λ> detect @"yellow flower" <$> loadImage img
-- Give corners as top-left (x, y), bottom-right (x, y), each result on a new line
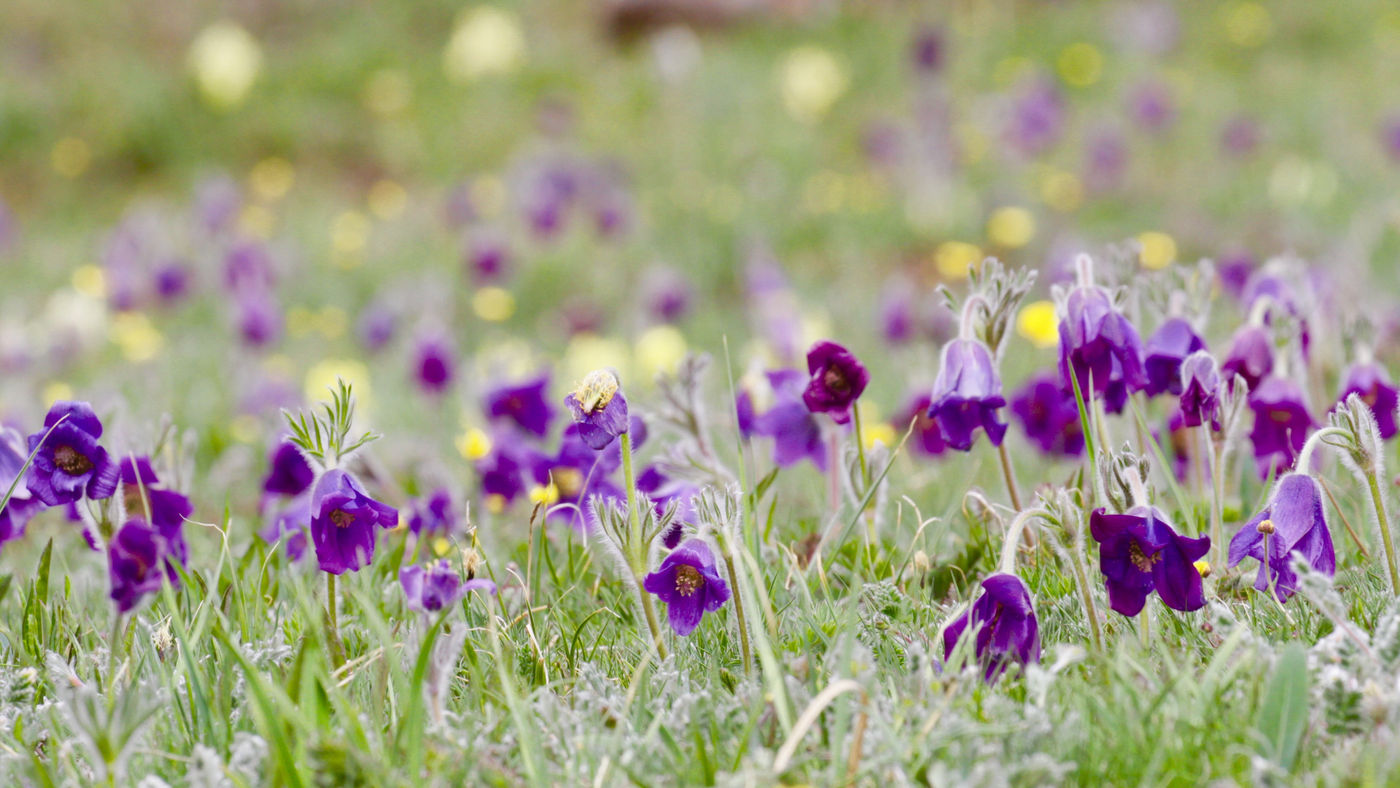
top-left (635, 325), bottom-right (687, 380)
top-left (1056, 43), bottom-right (1102, 87)
top-left (110, 312), bottom-right (164, 362)
top-left (1138, 232), bottom-right (1177, 270)
top-left (457, 426), bottom-right (493, 461)
top-left (189, 22), bottom-right (262, 110)
top-left (304, 359), bottom-right (372, 412)
top-left (1017, 300), bottom-right (1059, 348)
top-left (934, 241), bottom-right (982, 281)
top-left (51, 138), bottom-right (91, 178)
top-left (987, 207), bottom-right (1035, 249)
top-left (529, 483), bottom-right (559, 507)
top-left (443, 6), bottom-right (525, 82)
top-left (472, 287), bottom-right (515, 322)
top-left (779, 47), bottom-right (847, 122)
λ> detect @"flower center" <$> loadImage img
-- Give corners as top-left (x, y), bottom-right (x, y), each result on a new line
top-left (1128, 541), bottom-right (1161, 573)
top-left (53, 445), bottom-right (93, 476)
top-left (822, 366), bottom-right (850, 393)
top-left (572, 370), bottom-right (619, 414)
top-left (330, 508), bottom-right (355, 529)
top-left (673, 565), bottom-right (704, 597)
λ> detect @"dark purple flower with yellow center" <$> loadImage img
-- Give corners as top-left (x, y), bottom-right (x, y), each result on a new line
top-left (1010, 373), bottom-right (1085, 458)
top-left (1228, 473), bottom-right (1334, 602)
top-left (1143, 318), bottom-right (1206, 397)
top-left (408, 488), bottom-right (458, 538)
top-left (263, 441), bottom-right (315, 498)
top-left (399, 560), bottom-right (496, 613)
top-left (310, 469), bottom-right (398, 575)
top-left (1089, 506), bottom-right (1209, 617)
top-left (0, 427), bottom-right (43, 554)
top-left (108, 518), bottom-right (167, 613)
top-left (928, 339), bottom-right (1007, 451)
top-left (564, 370), bottom-right (629, 451)
top-left (752, 370), bottom-right (828, 470)
top-left (1057, 284), bottom-right (1147, 414)
top-left (895, 394), bottom-right (947, 457)
top-left (1178, 351), bottom-right (1222, 431)
top-left (529, 426), bottom-right (626, 531)
top-left (25, 401), bottom-right (119, 507)
top-left (642, 539), bottom-right (731, 636)
top-left (1248, 377), bottom-right (1314, 479)
top-left (801, 341), bottom-right (869, 425)
top-left (485, 374), bottom-right (555, 438)
top-left (119, 457), bottom-right (193, 572)
top-left (1337, 360), bottom-right (1399, 440)
top-left (941, 573), bottom-right (1039, 683)
top-left (1221, 324), bottom-right (1273, 392)
top-left (413, 333), bottom-right (456, 395)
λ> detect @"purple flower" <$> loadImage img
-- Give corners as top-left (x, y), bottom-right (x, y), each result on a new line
top-left (1057, 284), bottom-right (1148, 414)
top-left (1383, 115), bottom-right (1400, 162)
top-left (236, 289), bottom-right (283, 347)
top-left (119, 456), bottom-right (193, 572)
top-left (1084, 127), bottom-right (1128, 193)
top-left (310, 469), bottom-right (398, 575)
top-left (485, 374), bottom-right (555, 437)
top-left (1227, 473), bottom-right (1334, 602)
top-left (1178, 351), bottom-right (1223, 431)
top-left (408, 488), bottom-right (458, 537)
top-left (263, 441), bottom-right (315, 498)
top-left (801, 341), bottom-right (869, 425)
top-left (0, 428), bottom-right (43, 554)
top-left (1010, 373), bottom-right (1085, 457)
top-left (25, 401), bottom-right (119, 506)
top-left (643, 539), bottom-right (731, 636)
top-left (752, 370), bottom-right (827, 470)
top-left (1089, 506), bottom-right (1209, 617)
top-left (564, 370), bottom-right (629, 451)
top-left (108, 519), bottom-right (168, 613)
top-left (1337, 361), bottom-right (1399, 440)
top-left (927, 339), bottom-right (1008, 451)
top-left (641, 267), bottom-right (692, 324)
top-left (1220, 324), bottom-right (1273, 392)
top-left (153, 262), bottom-right (190, 303)
top-left (195, 175), bottom-right (241, 235)
top-left (1221, 116), bottom-right (1261, 157)
top-left (942, 573), bottom-right (1040, 683)
top-left (260, 492), bottom-right (310, 561)
top-left (224, 241), bottom-right (276, 292)
top-left (895, 394), bottom-right (947, 457)
top-left (1143, 318), bottom-right (1206, 397)
top-left (1248, 377), bottom-right (1314, 479)
top-left (476, 439), bottom-right (539, 508)
top-left (1006, 77), bottom-right (1065, 156)
top-left (413, 333), bottom-right (456, 394)
top-left (465, 235), bottom-right (509, 285)
top-left (1129, 80), bottom-right (1176, 133)
top-left (400, 560), bottom-right (495, 612)
top-left (357, 302), bottom-right (397, 353)
top-left (911, 27), bottom-right (945, 73)
top-left (637, 466), bottom-right (697, 549)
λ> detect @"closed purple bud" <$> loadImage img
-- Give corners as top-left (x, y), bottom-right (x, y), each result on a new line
top-left (1228, 473), bottom-right (1334, 601)
top-left (310, 469), bottom-right (398, 575)
top-left (928, 339), bottom-right (1007, 451)
top-left (1089, 506), bottom-right (1209, 617)
top-left (942, 573), bottom-right (1040, 683)
top-left (801, 340), bottom-right (869, 425)
top-left (642, 539), bottom-right (730, 636)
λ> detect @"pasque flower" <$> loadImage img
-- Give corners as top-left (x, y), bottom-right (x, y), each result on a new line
top-left (750, 370), bottom-right (828, 470)
top-left (1178, 351), bottom-right (1222, 431)
top-left (485, 374), bottom-right (555, 437)
top-left (928, 338), bottom-right (1007, 451)
top-left (895, 393), bottom-right (947, 457)
top-left (1220, 324), bottom-right (1273, 392)
top-left (1228, 472), bottom-right (1334, 601)
top-left (1010, 372), bottom-right (1084, 457)
top-left (1057, 265), bottom-right (1148, 414)
top-left (400, 560), bottom-right (497, 613)
top-left (0, 427), bottom-right (43, 553)
top-left (1337, 360), bottom-right (1399, 440)
top-left (119, 457), bottom-right (193, 571)
top-left (942, 573), bottom-right (1040, 682)
top-left (1089, 506), bottom-right (1210, 616)
top-left (412, 332), bottom-right (456, 394)
top-left (564, 369), bottom-right (629, 450)
top-left (25, 401), bottom-right (119, 506)
top-left (408, 488), bottom-right (459, 538)
top-left (310, 469), bottom-right (398, 575)
top-left (1142, 318), bottom-right (1206, 397)
top-left (108, 518), bottom-right (168, 613)
top-left (642, 539), bottom-right (731, 636)
top-left (1248, 377), bottom-right (1315, 479)
top-left (263, 441), bottom-right (315, 498)
top-left (801, 340), bottom-right (869, 425)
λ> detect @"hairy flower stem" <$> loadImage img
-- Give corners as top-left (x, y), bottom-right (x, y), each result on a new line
top-left (997, 442), bottom-right (1023, 512)
top-left (723, 553), bottom-right (753, 674)
top-left (1201, 429), bottom-right (1225, 567)
top-left (998, 508), bottom-right (1042, 575)
top-left (621, 432), bottom-right (669, 660)
top-left (1065, 521), bottom-right (1103, 652)
top-left (1367, 472), bottom-right (1400, 595)
top-left (327, 574), bottom-right (346, 668)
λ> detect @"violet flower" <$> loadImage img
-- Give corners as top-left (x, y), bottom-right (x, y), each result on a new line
top-left (637, 466), bottom-right (697, 549)
top-left (408, 488), bottom-right (458, 538)
top-left (1142, 318), bottom-right (1206, 397)
top-left (412, 333), bottom-right (456, 395)
top-left (942, 573), bottom-right (1040, 682)
top-left (399, 560), bottom-right (496, 613)
top-left (485, 374), bottom-right (555, 437)
top-left (1248, 377), bottom-right (1314, 479)
top-left (642, 539), bottom-right (731, 636)
top-left (260, 492), bottom-right (311, 562)
top-left (1227, 473), bottom-right (1334, 601)
top-left (0, 427), bottom-right (43, 553)
top-left (1220, 324), bottom-right (1273, 392)
top-left (465, 235), bottom-right (510, 285)
top-left (119, 457), bottom-right (193, 572)
top-left (801, 341), bottom-right (869, 425)
top-left (564, 370), bottom-right (629, 451)
top-left (263, 441), bottom-right (315, 498)
top-left (895, 394), bottom-right (947, 457)
top-left (108, 519), bottom-right (168, 613)
top-left (1337, 360), bottom-right (1399, 440)
top-left (751, 370), bottom-right (828, 470)
top-left (1178, 351), bottom-right (1223, 431)
top-left (25, 401), bottom-right (119, 506)
top-left (310, 469), bottom-right (398, 575)
top-left (928, 338), bottom-right (1007, 451)
top-left (1010, 372), bottom-right (1085, 457)
top-left (1057, 268), bottom-right (1148, 414)
top-left (1089, 506), bottom-right (1209, 617)
top-left (357, 302), bottom-right (397, 353)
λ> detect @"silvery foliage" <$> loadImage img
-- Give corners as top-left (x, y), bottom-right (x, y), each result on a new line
top-left (1324, 393), bottom-right (1385, 480)
top-left (650, 353), bottom-right (736, 487)
top-left (1097, 443), bottom-right (1152, 512)
top-left (47, 655), bottom-right (165, 784)
top-left (589, 492), bottom-right (680, 580)
top-left (937, 257), bottom-right (1036, 360)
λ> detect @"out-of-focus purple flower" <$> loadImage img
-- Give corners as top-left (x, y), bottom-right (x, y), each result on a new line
top-left (485, 374), bottom-right (555, 437)
top-left (443, 182), bottom-right (475, 228)
top-left (1006, 77), bottom-right (1065, 156)
top-left (224, 240), bottom-right (276, 292)
top-left (0, 428), bottom-right (43, 554)
top-left (109, 518), bottom-right (168, 613)
top-left (153, 262), bottom-right (190, 303)
top-left (1337, 360), bottom-right (1399, 440)
top-left (1216, 253), bottom-right (1255, 301)
top-left (752, 370), bottom-right (828, 470)
top-left (942, 573), bottom-right (1039, 683)
top-left (1010, 372), bottom-right (1085, 457)
top-left (408, 488), bottom-right (458, 538)
top-left (400, 560), bottom-right (494, 612)
top-left (465, 235), bottom-right (509, 285)
top-left (895, 394), bottom-right (947, 457)
top-left (1228, 473), bottom-right (1334, 601)
top-left (1221, 116), bottom-right (1261, 157)
top-left (260, 492), bottom-right (310, 561)
top-left (236, 289), bottom-right (283, 348)
top-left (879, 281), bottom-right (916, 345)
top-left (1084, 127), bottom-right (1128, 193)
top-left (1382, 115), bottom-right (1400, 162)
top-left (642, 267), bottom-right (693, 324)
top-left (1143, 318), bottom-right (1206, 397)
top-left (911, 27), bottom-right (945, 73)
top-left (119, 456), bottom-right (193, 572)
top-left (862, 122), bottom-right (904, 169)
top-left (476, 438), bottom-right (541, 509)
top-left (643, 539), bottom-right (731, 636)
top-left (1090, 506), bottom-right (1209, 617)
top-left (310, 469), bottom-right (398, 575)
top-left (1129, 81), bottom-right (1176, 133)
top-left (637, 466), bottom-right (697, 549)
top-left (564, 370), bottom-right (630, 451)
top-left (25, 401), bottom-right (119, 506)
top-left (412, 333), bottom-right (456, 395)
top-left (801, 341), bottom-right (869, 425)
top-left (357, 301), bottom-right (397, 353)
top-left (1057, 282), bottom-right (1148, 414)
top-left (195, 175), bottom-right (241, 235)
top-left (263, 441), bottom-right (315, 498)
top-left (1248, 377), bottom-right (1314, 479)
top-left (928, 339), bottom-right (1007, 451)
top-left (1178, 351), bottom-right (1222, 431)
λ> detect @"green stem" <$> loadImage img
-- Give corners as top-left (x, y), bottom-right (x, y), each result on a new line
top-left (997, 441), bottom-right (1023, 512)
top-left (621, 432), bottom-right (669, 660)
top-left (1367, 471), bottom-right (1400, 595)
top-left (723, 553), bottom-right (753, 674)
top-left (107, 613), bottom-right (124, 688)
top-left (852, 407), bottom-right (869, 485)
top-left (327, 573), bottom-right (345, 668)
top-left (1205, 430), bottom-right (1225, 569)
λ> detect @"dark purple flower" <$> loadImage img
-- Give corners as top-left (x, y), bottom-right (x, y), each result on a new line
top-left (1220, 324), bottom-right (1273, 392)
top-left (236, 289), bottom-right (283, 347)
top-left (927, 339), bottom-right (1007, 451)
top-left (895, 394), bottom-right (947, 457)
top-left (400, 560), bottom-right (493, 612)
top-left (485, 374), bottom-right (555, 437)
top-left (643, 539), bottom-right (731, 636)
top-left (310, 469), bottom-right (398, 575)
top-left (801, 341), bottom-right (869, 425)
top-left (1228, 473), bottom-right (1334, 602)
top-left (1216, 253), bottom-right (1255, 300)
top-left (1337, 361), bottom-right (1399, 440)
top-left (941, 573), bottom-right (1040, 682)
top-left (263, 441), bottom-right (315, 498)
top-left (641, 267), bottom-right (692, 324)
top-left (25, 401), bottom-right (119, 506)
top-left (224, 241), bottom-right (276, 292)
top-left (1143, 318), bottom-right (1206, 397)
top-left (119, 456), bottom-right (193, 572)
top-left (153, 262), bottom-right (190, 302)
top-left (879, 281), bottom-right (916, 345)
top-left (465, 235), bottom-right (509, 285)
top-left (0, 428), bottom-right (43, 554)
top-left (752, 370), bottom-right (828, 470)
top-left (413, 333), bottom-right (456, 394)
top-left (1089, 506), bottom-right (1209, 617)
top-left (911, 27), bottom-right (945, 73)
top-left (1057, 284), bottom-right (1148, 414)
top-left (564, 370), bottom-right (629, 451)
top-left (1010, 372), bottom-right (1085, 457)
top-left (1178, 351), bottom-right (1222, 431)
top-left (476, 438), bottom-right (540, 508)
top-left (108, 519), bottom-right (168, 613)
top-left (260, 492), bottom-right (310, 561)
top-left (408, 488), bottom-right (458, 537)
top-left (1248, 377), bottom-right (1314, 479)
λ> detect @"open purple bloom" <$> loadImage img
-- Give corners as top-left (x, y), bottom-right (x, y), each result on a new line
top-left (408, 488), bottom-right (458, 537)
top-left (476, 438), bottom-right (540, 509)
top-left (1228, 473), bottom-right (1334, 602)
top-left (942, 573), bottom-right (1040, 683)
top-left (1337, 361), bottom-right (1399, 440)
top-left (485, 374), bottom-right (555, 437)
top-left (928, 339), bottom-right (1007, 451)
top-left (1010, 373), bottom-right (1085, 458)
top-left (643, 539), bottom-right (731, 636)
top-left (1220, 324), bottom-right (1273, 392)
top-left (108, 519), bottom-right (168, 613)
top-left (1248, 377), bottom-right (1314, 479)
top-left (1178, 351), bottom-right (1223, 431)
top-left (1142, 318), bottom-right (1206, 397)
top-left (399, 561), bottom-right (492, 612)
top-left (0, 427), bottom-right (43, 554)
top-left (801, 341), bottom-right (869, 425)
top-left (752, 370), bottom-right (828, 470)
top-left (1057, 285), bottom-right (1147, 414)
top-left (1089, 506), bottom-right (1209, 617)
top-left (120, 457), bottom-right (193, 572)
top-left (564, 370), bottom-right (630, 451)
top-left (263, 441), bottom-right (315, 498)
top-left (25, 401), bottom-right (119, 506)
top-left (413, 333), bottom-right (456, 394)
top-left (310, 469), bottom-right (398, 575)
top-left (895, 394), bottom-right (947, 457)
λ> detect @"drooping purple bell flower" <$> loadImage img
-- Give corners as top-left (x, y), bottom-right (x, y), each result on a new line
top-left (25, 401), bottom-right (119, 506)
top-left (895, 394), bottom-right (947, 457)
top-left (412, 333), bottom-right (456, 395)
top-left (1337, 360), bottom-right (1399, 440)
top-left (263, 441), bottom-right (315, 498)
top-left (408, 488), bottom-right (458, 538)
top-left (1057, 281), bottom-right (1148, 414)
top-left (1177, 351), bottom-right (1223, 431)
top-left (108, 518), bottom-right (168, 613)
top-left (1142, 318), bottom-right (1206, 397)
top-left (1010, 372), bottom-right (1085, 458)
top-left (485, 374), bottom-right (555, 438)
top-left (1248, 377), bottom-right (1314, 479)
top-left (801, 341), bottom-right (869, 425)
top-left (642, 539), bottom-right (731, 637)
top-left (310, 469), bottom-right (398, 575)
top-left (119, 456), bottom-right (193, 573)
top-left (942, 573), bottom-right (1040, 683)
top-left (1220, 324), bottom-right (1273, 392)
top-left (1089, 506), bottom-right (1209, 617)
top-left (0, 427), bottom-right (43, 554)
top-left (564, 370), bottom-right (629, 451)
top-left (1227, 473), bottom-right (1334, 602)
top-left (927, 339), bottom-right (1007, 451)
